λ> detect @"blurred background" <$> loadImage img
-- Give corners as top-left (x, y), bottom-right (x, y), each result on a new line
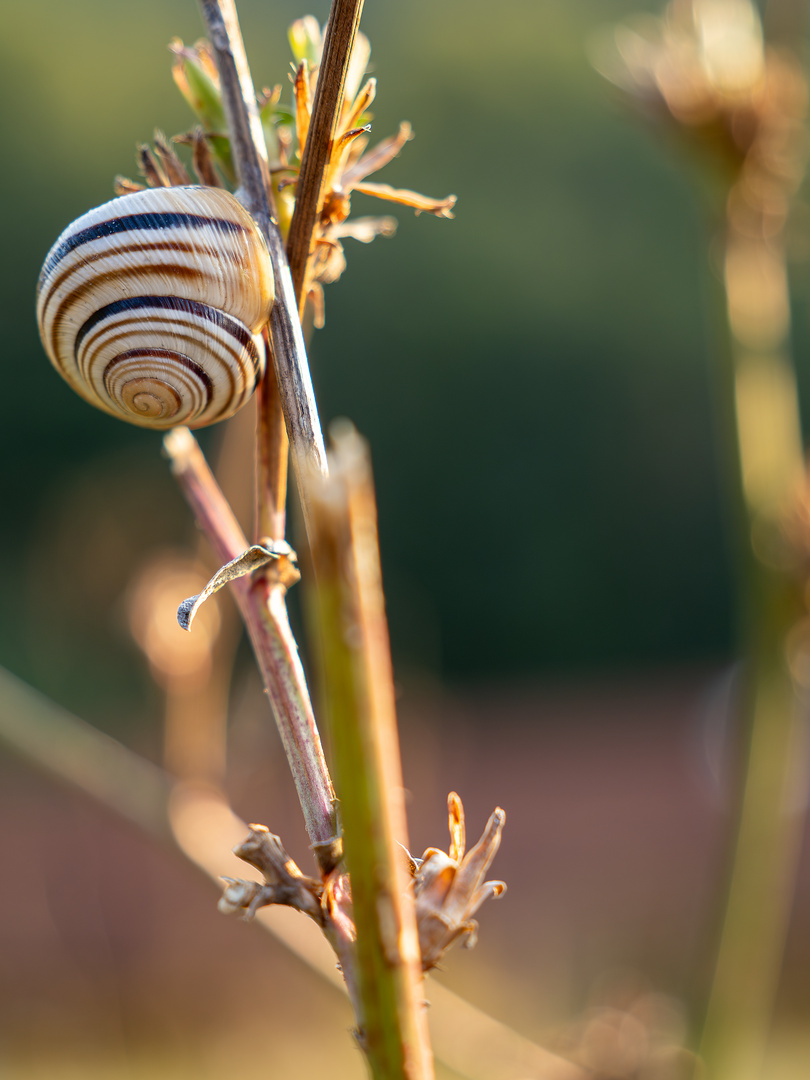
top-left (2, 0), bottom-right (810, 1076)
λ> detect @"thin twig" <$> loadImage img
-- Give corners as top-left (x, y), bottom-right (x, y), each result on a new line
top-left (0, 666), bottom-right (173, 841)
top-left (286, 0), bottom-right (366, 313)
top-left (163, 427), bottom-right (339, 871)
top-left (197, 0), bottom-right (328, 533)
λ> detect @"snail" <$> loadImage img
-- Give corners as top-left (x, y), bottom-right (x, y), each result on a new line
top-left (36, 185), bottom-right (274, 429)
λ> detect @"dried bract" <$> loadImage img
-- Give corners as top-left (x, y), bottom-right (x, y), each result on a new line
top-left (143, 20), bottom-right (456, 328)
top-left (413, 793), bottom-right (506, 971)
top-left (219, 824), bottom-right (325, 924)
top-left (284, 19), bottom-right (456, 322)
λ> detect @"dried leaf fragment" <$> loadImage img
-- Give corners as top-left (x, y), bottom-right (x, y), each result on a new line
top-left (177, 540), bottom-right (298, 631)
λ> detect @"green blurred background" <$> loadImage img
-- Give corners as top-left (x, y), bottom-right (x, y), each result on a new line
top-left (3, 0), bottom-right (810, 1077)
top-left (1, 0), bottom-right (744, 709)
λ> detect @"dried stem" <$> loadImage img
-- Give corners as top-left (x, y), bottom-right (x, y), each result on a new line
top-left (309, 425), bottom-right (433, 1080)
top-left (197, 0), bottom-right (327, 535)
top-left (255, 0), bottom-right (366, 541)
top-left (286, 0), bottom-right (366, 313)
top-left (163, 427), bottom-right (339, 870)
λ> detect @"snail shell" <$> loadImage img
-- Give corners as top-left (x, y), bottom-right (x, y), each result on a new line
top-left (36, 186), bottom-right (274, 429)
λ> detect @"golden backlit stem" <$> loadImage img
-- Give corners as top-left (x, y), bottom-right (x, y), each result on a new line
top-left (153, 405), bottom-right (255, 787)
top-left (724, 233), bottom-right (804, 514)
top-left (198, 0), bottom-right (367, 541)
top-left (187, 404), bottom-right (258, 785)
top-left (698, 206), bottom-right (809, 1080)
top-left (286, 0), bottom-right (366, 315)
top-left (259, 0), bottom-right (368, 535)
top-left (309, 425), bottom-right (434, 1080)
top-left (0, 666), bottom-right (174, 840)
top-left (127, 551), bottom-right (231, 785)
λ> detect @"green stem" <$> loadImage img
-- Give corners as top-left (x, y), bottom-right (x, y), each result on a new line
top-left (697, 227), bottom-right (808, 1080)
top-left (309, 425), bottom-right (434, 1080)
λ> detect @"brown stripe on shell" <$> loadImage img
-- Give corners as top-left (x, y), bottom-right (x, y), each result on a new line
top-left (105, 364), bottom-right (206, 421)
top-left (47, 264), bottom-right (212, 363)
top-left (39, 240), bottom-right (202, 325)
top-left (38, 235), bottom-right (253, 328)
top-left (101, 352), bottom-right (209, 425)
top-left (36, 187), bottom-right (274, 431)
top-left (75, 314), bottom-right (256, 425)
top-left (38, 206), bottom-right (249, 285)
top-left (75, 316), bottom-right (250, 378)
top-left (74, 312), bottom-right (254, 410)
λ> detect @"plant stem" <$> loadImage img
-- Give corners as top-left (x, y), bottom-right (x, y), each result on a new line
top-left (198, 0), bottom-right (328, 533)
top-left (0, 665), bottom-right (173, 840)
top-left (286, 0), bottom-right (366, 314)
top-left (697, 213), bottom-right (808, 1080)
top-left (257, 0), bottom-right (366, 538)
top-left (309, 425), bottom-right (434, 1080)
top-left (191, 0), bottom-right (376, 873)
top-left (164, 427), bottom-right (339, 871)
top-left (255, 329), bottom-right (289, 542)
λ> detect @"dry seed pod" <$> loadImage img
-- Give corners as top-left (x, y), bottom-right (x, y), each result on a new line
top-left (36, 186), bottom-right (274, 429)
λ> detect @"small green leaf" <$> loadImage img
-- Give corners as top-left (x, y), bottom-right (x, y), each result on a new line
top-left (176, 51), bottom-right (226, 133)
top-left (288, 16), bottom-right (322, 67)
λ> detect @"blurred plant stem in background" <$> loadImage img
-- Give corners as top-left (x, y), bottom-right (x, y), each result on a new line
top-left (596, 2), bottom-right (810, 1076)
top-left (699, 110), bottom-right (809, 1080)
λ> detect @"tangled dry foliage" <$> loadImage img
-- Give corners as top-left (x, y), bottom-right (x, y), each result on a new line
top-left (117, 17), bottom-right (456, 333)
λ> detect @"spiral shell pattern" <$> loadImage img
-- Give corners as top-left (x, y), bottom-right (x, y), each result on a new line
top-left (36, 186), bottom-right (275, 429)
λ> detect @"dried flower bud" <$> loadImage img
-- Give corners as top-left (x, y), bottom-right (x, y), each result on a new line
top-left (413, 793), bottom-right (506, 971)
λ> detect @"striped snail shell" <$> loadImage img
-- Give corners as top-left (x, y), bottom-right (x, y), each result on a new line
top-left (36, 186), bottom-right (274, 429)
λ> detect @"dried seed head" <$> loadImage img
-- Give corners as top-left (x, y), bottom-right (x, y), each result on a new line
top-left (413, 793), bottom-right (506, 971)
top-left (592, 0), bottom-right (807, 189)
